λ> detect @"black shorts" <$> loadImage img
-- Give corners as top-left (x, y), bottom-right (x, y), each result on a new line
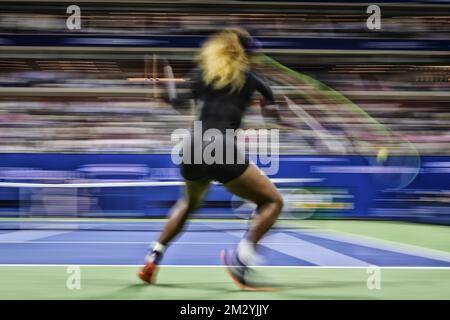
top-left (180, 132), bottom-right (250, 184)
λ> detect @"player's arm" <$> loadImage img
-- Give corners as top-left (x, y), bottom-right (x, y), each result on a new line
top-left (254, 74), bottom-right (300, 129)
top-left (162, 60), bottom-right (196, 110)
top-left (254, 73), bottom-right (280, 119)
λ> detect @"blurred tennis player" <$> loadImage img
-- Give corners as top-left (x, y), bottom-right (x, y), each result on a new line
top-left (139, 28), bottom-right (286, 290)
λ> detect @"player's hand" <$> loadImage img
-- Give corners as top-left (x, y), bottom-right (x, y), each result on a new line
top-left (377, 147), bottom-right (389, 164)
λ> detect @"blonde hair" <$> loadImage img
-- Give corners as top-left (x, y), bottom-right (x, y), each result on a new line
top-left (198, 29), bottom-right (250, 92)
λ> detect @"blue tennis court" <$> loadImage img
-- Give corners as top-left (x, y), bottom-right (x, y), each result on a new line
top-left (0, 220), bottom-right (448, 267)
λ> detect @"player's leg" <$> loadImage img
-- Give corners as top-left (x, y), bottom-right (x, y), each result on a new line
top-left (157, 179), bottom-right (211, 245)
top-left (139, 179), bottom-right (211, 284)
top-left (226, 164), bottom-right (283, 244)
top-left (221, 164), bottom-right (283, 289)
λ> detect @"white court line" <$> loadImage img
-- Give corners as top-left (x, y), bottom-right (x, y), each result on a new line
top-left (262, 232), bottom-right (370, 267)
top-left (222, 230), bottom-right (370, 267)
top-left (213, 226), bottom-right (450, 266)
top-left (301, 228), bottom-right (450, 263)
top-left (0, 178), bottom-right (321, 188)
top-left (0, 230), bottom-right (69, 242)
top-left (0, 239), bottom-right (386, 247)
top-left (0, 264), bottom-right (449, 270)
top-left (0, 241), bottom-right (299, 245)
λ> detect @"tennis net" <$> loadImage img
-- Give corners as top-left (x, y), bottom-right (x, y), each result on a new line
top-left (0, 178), bottom-right (316, 232)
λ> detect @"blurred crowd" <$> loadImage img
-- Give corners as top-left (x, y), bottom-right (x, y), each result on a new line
top-left (0, 59), bottom-right (448, 156)
top-left (0, 3), bottom-right (449, 40)
top-left (0, 1), bottom-right (449, 155)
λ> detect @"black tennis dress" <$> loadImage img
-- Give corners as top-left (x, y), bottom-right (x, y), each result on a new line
top-left (179, 68), bottom-right (275, 184)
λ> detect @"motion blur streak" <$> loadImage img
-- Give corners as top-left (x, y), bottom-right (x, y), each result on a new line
top-left (0, 0), bottom-right (448, 300)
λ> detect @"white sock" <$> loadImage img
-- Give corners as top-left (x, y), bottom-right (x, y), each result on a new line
top-left (237, 239), bottom-right (262, 266)
top-left (146, 242), bottom-right (165, 263)
top-left (152, 242), bottom-right (166, 254)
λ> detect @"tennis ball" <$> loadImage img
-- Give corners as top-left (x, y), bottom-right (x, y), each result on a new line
top-left (377, 147), bottom-right (389, 164)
